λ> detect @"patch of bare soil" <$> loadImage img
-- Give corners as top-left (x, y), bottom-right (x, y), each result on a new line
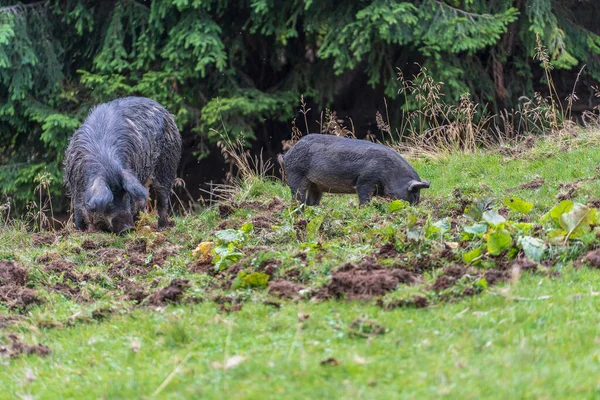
top-left (107, 260), bottom-right (152, 279)
top-left (431, 265), bottom-right (474, 292)
top-left (212, 295), bottom-right (244, 312)
top-left (120, 281), bottom-right (149, 304)
top-left (319, 258), bottom-right (419, 300)
top-left (148, 279), bottom-right (189, 306)
top-left (268, 280), bottom-right (305, 299)
top-left (126, 238), bottom-right (147, 254)
top-left (0, 261), bottom-right (27, 286)
top-left (585, 249), bottom-right (600, 268)
top-left (231, 197), bottom-right (286, 213)
top-left (0, 286), bottom-right (41, 311)
top-left (36, 251), bottom-right (62, 263)
top-left (511, 177), bottom-right (545, 191)
top-left (217, 217), bottom-right (243, 230)
top-left (0, 334), bottom-right (51, 358)
top-left (218, 204), bottom-right (234, 218)
top-left (31, 233), bottom-right (58, 247)
top-left (81, 238), bottom-right (100, 250)
top-left (188, 260), bottom-right (215, 274)
top-left (94, 248), bottom-right (126, 264)
top-left (377, 296), bottom-right (429, 310)
top-left (44, 260), bottom-right (80, 283)
top-left (251, 215), bottom-right (274, 230)
top-left (258, 259), bottom-right (280, 277)
top-left (0, 261), bottom-right (41, 311)
top-left (377, 243), bottom-right (399, 259)
top-left (0, 314), bottom-right (21, 329)
top-left (588, 199), bottom-right (600, 209)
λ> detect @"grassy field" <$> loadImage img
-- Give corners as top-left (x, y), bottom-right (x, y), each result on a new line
top-left (3, 130), bottom-right (600, 399)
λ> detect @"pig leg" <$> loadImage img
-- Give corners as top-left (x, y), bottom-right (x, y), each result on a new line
top-left (356, 178), bottom-right (378, 205)
top-left (73, 207), bottom-right (87, 231)
top-left (306, 185), bottom-right (323, 206)
top-left (154, 185), bottom-right (171, 229)
top-left (288, 175), bottom-right (310, 204)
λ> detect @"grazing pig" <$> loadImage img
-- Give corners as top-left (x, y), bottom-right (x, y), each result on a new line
top-left (279, 134), bottom-right (429, 206)
top-left (63, 97), bottom-right (182, 234)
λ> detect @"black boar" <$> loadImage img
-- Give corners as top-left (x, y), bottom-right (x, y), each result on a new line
top-left (279, 134), bottom-right (429, 206)
top-left (63, 97), bottom-right (182, 234)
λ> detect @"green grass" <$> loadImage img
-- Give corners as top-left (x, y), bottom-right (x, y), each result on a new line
top-left (3, 130), bottom-right (600, 399)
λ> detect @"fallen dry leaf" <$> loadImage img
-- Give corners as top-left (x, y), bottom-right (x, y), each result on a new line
top-left (212, 355), bottom-right (246, 370)
top-left (193, 241), bottom-right (214, 262)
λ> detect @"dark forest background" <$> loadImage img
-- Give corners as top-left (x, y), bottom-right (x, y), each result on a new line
top-left (1, 0), bottom-right (600, 214)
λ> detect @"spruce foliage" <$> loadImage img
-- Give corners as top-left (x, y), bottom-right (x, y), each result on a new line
top-left (1, 0), bottom-right (599, 209)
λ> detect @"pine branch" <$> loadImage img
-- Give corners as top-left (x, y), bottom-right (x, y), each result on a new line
top-left (434, 0), bottom-right (494, 22)
top-left (0, 1), bottom-right (46, 14)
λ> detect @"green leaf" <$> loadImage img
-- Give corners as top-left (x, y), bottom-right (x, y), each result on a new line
top-left (504, 196), bottom-right (533, 214)
top-left (425, 218), bottom-right (449, 239)
top-left (475, 278), bottom-right (488, 290)
top-left (559, 204), bottom-right (597, 239)
top-left (482, 210), bottom-right (506, 226)
top-left (463, 247), bottom-right (482, 264)
top-left (231, 271), bottom-right (270, 290)
top-left (463, 197), bottom-right (494, 222)
top-left (433, 218), bottom-right (450, 233)
top-left (240, 222), bottom-right (254, 234)
top-left (517, 236), bottom-right (546, 262)
top-left (380, 224), bottom-right (396, 239)
top-left (487, 228), bottom-right (512, 255)
top-left (544, 200), bottom-right (574, 225)
top-left (388, 199), bottom-right (409, 212)
top-left (407, 226), bottom-right (423, 241)
top-left (306, 215), bottom-right (324, 242)
top-left (463, 223), bottom-right (488, 236)
top-left (214, 229), bottom-right (246, 245)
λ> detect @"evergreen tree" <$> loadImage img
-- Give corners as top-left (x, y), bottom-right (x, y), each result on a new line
top-left (1, 0), bottom-right (599, 210)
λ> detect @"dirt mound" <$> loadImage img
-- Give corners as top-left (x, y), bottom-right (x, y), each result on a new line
top-left (251, 215), bottom-right (274, 230)
top-left (321, 259), bottom-right (418, 300)
top-left (0, 261), bottom-right (40, 311)
top-left (107, 260), bottom-right (152, 279)
top-left (588, 199), bottom-right (600, 209)
top-left (81, 239), bottom-right (98, 250)
top-left (31, 233), bottom-right (58, 246)
top-left (0, 315), bottom-right (21, 329)
top-left (0, 334), bottom-right (51, 358)
top-left (44, 260), bottom-right (80, 283)
top-left (0, 286), bottom-right (40, 311)
top-left (36, 251), bottom-right (62, 263)
top-left (120, 281), bottom-right (149, 304)
top-left (94, 248), bottom-right (125, 263)
top-left (377, 243), bottom-right (399, 259)
top-left (0, 261), bottom-right (27, 286)
top-left (431, 265), bottom-right (472, 292)
top-left (268, 280), bottom-right (305, 299)
top-left (377, 296), bottom-right (429, 310)
top-left (232, 197), bottom-right (286, 213)
top-left (259, 259), bottom-right (280, 277)
top-left (126, 239), bottom-right (147, 254)
top-left (218, 204), bottom-right (234, 218)
top-left (148, 279), bottom-right (189, 306)
top-left (585, 249), bottom-right (600, 268)
top-left (514, 177), bottom-right (545, 190)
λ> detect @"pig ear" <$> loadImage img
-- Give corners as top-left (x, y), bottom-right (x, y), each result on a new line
top-left (408, 179), bottom-right (430, 192)
top-left (121, 171), bottom-right (148, 205)
top-left (85, 178), bottom-right (113, 212)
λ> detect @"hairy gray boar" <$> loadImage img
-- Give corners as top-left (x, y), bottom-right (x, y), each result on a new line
top-left (279, 134), bottom-right (429, 206)
top-left (63, 97), bottom-right (182, 234)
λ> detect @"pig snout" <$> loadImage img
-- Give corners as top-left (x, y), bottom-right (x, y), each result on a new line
top-left (108, 211), bottom-right (135, 236)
